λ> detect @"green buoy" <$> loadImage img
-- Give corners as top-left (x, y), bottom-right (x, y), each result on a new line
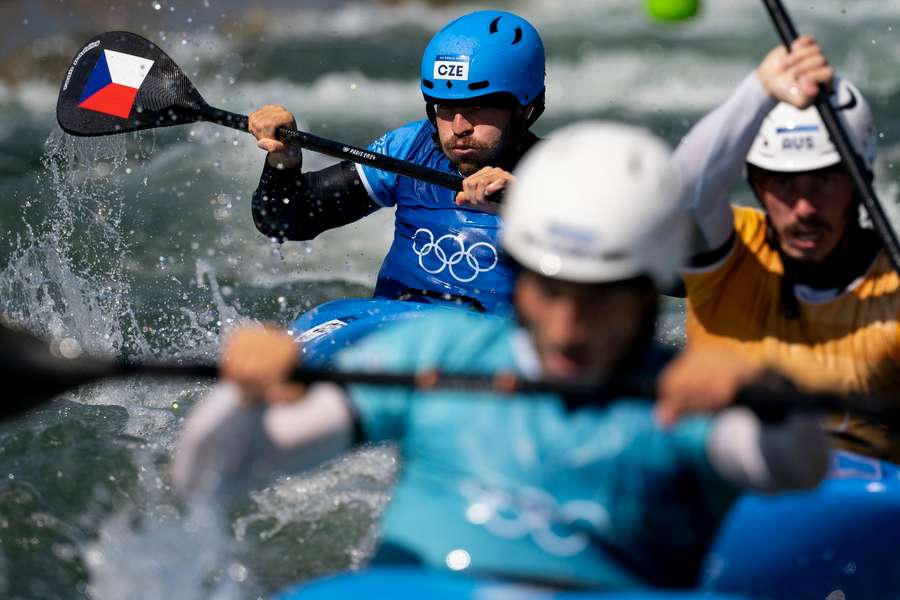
top-left (646, 0), bottom-right (700, 22)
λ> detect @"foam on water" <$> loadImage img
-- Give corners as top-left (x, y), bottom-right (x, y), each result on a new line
top-left (0, 131), bottom-right (143, 351)
top-left (86, 502), bottom-right (242, 600)
top-left (0, 121), bottom-right (395, 598)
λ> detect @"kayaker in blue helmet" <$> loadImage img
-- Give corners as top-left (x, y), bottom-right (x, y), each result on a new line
top-left (174, 122), bottom-right (828, 590)
top-left (248, 10), bottom-right (546, 314)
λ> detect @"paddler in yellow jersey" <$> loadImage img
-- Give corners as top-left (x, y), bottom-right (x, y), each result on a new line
top-left (674, 35), bottom-right (900, 459)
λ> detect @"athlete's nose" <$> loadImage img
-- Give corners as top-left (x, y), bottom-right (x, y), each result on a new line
top-left (546, 297), bottom-right (588, 346)
top-left (452, 112), bottom-right (474, 136)
top-left (791, 195), bottom-right (818, 219)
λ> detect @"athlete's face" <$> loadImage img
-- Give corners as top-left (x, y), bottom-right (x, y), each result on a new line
top-left (753, 167), bottom-right (855, 263)
top-left (515, 272), bottom-right (645, 379)
top-left (434, 104), bottom-right (520, 176)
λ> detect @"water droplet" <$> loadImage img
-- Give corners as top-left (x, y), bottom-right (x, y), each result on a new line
top-left (59, 338), bottom-right (82, 359)
top-left (866, 481), bottom-right (886, 494)
top-left (228, 562), bottom-right (248, 582)
top-left (465, 503), bottom-right (491, 525)
top-left (85, 549), bottom-right (106, 568)
top-left (152, 1), bottom-right (161, 10)
top-left (446, 549), bottom-right (471, 571)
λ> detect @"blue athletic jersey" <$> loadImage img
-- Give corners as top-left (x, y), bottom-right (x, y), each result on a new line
top-left (356, 120), bottom-right (515, 314)
top-left (336, 312), bottom-right (739, 589)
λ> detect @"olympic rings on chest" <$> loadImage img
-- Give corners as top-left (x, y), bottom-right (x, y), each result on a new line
top-left (411, 228), bottom-right (499, 283)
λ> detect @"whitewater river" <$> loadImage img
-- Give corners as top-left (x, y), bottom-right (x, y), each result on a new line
top-left (0, 0), bottom-right (898, 598)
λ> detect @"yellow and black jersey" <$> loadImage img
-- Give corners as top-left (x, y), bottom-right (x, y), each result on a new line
top-left (683, 205), bottom-right (900, 459)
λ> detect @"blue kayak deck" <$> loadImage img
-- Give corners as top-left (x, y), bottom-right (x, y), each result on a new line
top-left (289, 298), bottom-right (462, 366)
top-left (275, 567), bottom-right (746, 600)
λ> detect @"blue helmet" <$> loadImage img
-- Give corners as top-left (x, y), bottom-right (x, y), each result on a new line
top-left (420, 10), bottom-right (545, 108)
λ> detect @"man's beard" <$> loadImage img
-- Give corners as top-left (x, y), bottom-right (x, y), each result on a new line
top-left (444, 127), bottom-right (518, 176)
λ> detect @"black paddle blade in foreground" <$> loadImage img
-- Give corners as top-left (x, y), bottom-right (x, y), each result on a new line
top-left (0, 324), bottom-right (118, 419)
top-left (57, 31), bottom-right (209, 136)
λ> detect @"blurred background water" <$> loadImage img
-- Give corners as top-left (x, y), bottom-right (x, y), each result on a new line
top-left (0, 0), bottom-right (898, 598)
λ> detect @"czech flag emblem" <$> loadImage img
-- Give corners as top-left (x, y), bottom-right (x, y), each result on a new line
top-left (78, 49), bottom-right (155, 119)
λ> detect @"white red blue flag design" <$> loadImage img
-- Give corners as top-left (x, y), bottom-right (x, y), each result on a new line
top-left (78, 49), bottom-right (154, 118)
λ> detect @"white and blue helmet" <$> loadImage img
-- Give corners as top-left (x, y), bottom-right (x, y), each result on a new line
top-left (502, 122), bottom-right (689, 290)
top-left (747, 77), bottom-right (877, 173)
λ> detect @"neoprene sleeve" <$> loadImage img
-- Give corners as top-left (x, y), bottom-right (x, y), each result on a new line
top-left (251, 159), bottom-right (380, 242)
top-left (673, 73), bottom-right (777, 258)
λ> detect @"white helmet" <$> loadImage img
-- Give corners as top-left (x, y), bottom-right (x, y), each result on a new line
top-left (501, 121), bottom-right (689, 290)
top-left (747, 77), bottom-right (877, 173)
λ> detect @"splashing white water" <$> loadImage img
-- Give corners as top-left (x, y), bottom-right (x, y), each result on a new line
top-left (86, 500), bottom-right (242, 600)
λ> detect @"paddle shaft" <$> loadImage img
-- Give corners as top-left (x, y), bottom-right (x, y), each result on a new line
top-left (91, 359), bottom-right (900, 427)
top-left (762, 0), bottom-right (900, 272)
top-left (6, 319), bottom-right (898, 426)
top-left (110, 360), bottom-right (654, 397)
top-left (201, 107), bottom-right (465, 193)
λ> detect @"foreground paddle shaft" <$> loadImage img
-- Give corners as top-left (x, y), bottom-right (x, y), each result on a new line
top-left (6, 321), bottom-right (900, 429)
top-left (761, 0), bottom-right (900, 272)
top-left (56, 31), bottom-right (464, 193)
top-left (201, 107), bottom-right (465, 192)
top-left (115, 362), bottom-right (655, 399)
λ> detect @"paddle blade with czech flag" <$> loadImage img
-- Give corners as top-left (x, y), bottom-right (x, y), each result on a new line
top-left (57, 31), bottom-right (209, 136)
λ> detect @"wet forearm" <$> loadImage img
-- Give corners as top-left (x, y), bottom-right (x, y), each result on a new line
top-left (251, 160), bottom-right (379, 242)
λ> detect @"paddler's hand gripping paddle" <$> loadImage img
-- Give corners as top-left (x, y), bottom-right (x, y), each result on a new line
top-left (56, 31), bottom-right (467, 195)
top-left (4, 322), bottom-right (899, 430)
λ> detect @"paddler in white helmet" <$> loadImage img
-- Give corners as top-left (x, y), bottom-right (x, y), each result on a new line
top-left (673, 35), bottom-right (900, 460)
top-left (173, 122), bottom-right (827, 590)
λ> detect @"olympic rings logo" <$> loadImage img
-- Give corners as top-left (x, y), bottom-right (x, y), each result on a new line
top-left (411, 228), bottom-right (498, 283)
top-left (459, 480), bottom-right (610, 557)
